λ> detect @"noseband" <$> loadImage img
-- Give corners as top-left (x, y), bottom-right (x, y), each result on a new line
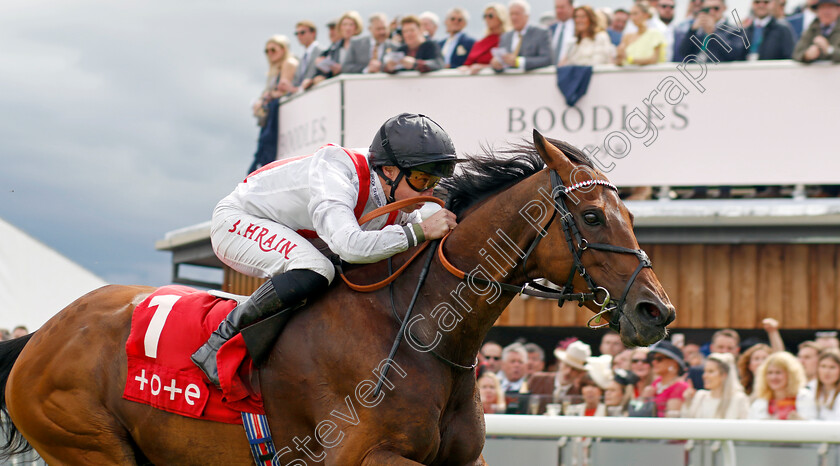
top-left (439, 169), bottom-right (652, 330)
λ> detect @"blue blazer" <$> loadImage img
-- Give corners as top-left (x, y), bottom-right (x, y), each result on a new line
top-left (786, 12), bottom-right (805, 41)
top-left (678, 23), bottom-right (748, 62)
top-left (607, 29), bottom-right (623, 46)
top-left (738, 17), bottom-right (795, 60)
top-left (438, 33), bottom-right (476, 68)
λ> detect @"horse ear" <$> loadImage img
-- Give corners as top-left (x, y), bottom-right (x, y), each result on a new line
top-left (533, 129), bottom-right (576, 175)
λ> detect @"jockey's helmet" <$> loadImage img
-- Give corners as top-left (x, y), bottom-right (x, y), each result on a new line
top-left (369, 113), bottom-right (460, 179)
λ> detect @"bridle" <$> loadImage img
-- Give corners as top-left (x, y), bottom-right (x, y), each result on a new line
top-left (355, 167), bottom-right (654, 386)
top-left (439, 169), bottom-right (652, 331)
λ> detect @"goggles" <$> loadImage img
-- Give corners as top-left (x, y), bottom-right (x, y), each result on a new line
top-left (404, 169), bottom-right (442, 192)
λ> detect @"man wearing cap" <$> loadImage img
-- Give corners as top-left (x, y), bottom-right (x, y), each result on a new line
top-left (191, 113), bottom-right (460, 387)
top-left (793, 0), bottom-right (840, 62)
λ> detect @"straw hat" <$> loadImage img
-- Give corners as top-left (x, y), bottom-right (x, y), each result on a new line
top-left (553, 340), bottom-right (592, 371)
top-left (585, 355), bottom-right (615, 390)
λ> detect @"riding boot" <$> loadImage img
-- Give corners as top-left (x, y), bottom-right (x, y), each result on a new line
top-left (191, 269), bottom-right (328, 387)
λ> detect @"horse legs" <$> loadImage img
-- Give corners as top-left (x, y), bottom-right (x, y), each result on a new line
top-left (10, 394), bottom-right (139, 465)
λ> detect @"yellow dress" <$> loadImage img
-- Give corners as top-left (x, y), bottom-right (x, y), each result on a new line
top-left (623, 29), bottom-right (666, 65)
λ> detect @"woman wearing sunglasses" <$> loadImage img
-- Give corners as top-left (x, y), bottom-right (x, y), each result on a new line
top-left (645, 340), bottom-right (690, 417)
top-left (192, 113), bottom-right (460, 386)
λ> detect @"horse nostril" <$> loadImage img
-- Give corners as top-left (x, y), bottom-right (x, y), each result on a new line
top-left (637, 301), bottom-right (668, 326)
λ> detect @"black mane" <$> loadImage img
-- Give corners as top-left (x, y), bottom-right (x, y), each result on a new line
top-left (440, 138), bottom-right (594, 216)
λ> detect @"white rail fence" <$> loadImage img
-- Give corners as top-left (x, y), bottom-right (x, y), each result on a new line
top-left (483, 415), bottom-right (840, 466)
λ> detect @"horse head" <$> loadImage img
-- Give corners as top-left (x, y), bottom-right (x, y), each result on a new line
top-left (528, 129), bottom-right (675, 347)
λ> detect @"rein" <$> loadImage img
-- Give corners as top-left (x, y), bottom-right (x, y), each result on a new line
top-left (437, 171), bottom-right (652, 330)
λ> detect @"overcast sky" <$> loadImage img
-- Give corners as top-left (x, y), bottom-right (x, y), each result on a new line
top-left (5, 0), bottom-right (758, 289)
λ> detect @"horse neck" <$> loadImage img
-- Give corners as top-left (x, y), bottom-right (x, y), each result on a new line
top-left (407, 171), bottom-right (564, 365)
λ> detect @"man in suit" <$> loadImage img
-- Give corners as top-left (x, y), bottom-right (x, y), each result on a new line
top-left (787, 0), bottom-right (819, 40)
top-left (288, 21), bottom-right (322, 92)
top-left (658, 0), bottom-right (679, 60)
top-left (608, 9), bottom-right (630, 46)
top-left (549, 0), bottom-right (576, 64)
top-left (678, 0), bottom-right (748, 62)
top-left (794, 0), bottom-right (840, 62)
top-left (344, 14), bottom-right (395, 74)
top-left (491, 0), bottom-right (553, 71)
top-left (438, 7), bottom-right (476, 68)
top-left (738, 0), bottom-right (795, 59)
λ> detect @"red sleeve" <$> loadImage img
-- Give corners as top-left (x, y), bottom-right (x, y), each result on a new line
top-left (464, 34), bottom-right (500, 65)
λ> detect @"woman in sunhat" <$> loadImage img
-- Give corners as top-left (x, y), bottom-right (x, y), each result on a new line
top-left (644, 340), bottom-right (690, 417)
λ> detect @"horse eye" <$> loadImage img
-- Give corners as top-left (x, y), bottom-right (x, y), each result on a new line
top-left (583, 212), bottom-right (601, 225)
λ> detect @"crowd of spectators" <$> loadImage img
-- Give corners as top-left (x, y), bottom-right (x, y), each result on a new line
top-left (0, 326), bottom-right (28, 341)
top-left (477, 323), bottom-right (840, 422)
top-left (246, 0), bottom-right (839, 197)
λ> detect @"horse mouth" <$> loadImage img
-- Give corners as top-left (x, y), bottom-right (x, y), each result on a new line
top-left (617, 301), bottom-right (674, 347)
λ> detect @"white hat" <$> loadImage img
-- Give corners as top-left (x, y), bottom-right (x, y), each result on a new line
top-left (585, 355), bottom-right (614, 390)
top-left (553, 340), bottom-right (592, 371)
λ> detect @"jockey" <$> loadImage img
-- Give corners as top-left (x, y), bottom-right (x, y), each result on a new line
top-left (192, 113), bottom-right (460, 386)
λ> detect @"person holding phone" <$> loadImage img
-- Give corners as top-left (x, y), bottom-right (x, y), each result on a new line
top-left (677, 0), bottom-right (746, 61)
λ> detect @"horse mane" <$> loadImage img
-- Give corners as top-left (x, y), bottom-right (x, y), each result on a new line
top-left (440, 138), bottom-right (594, 216)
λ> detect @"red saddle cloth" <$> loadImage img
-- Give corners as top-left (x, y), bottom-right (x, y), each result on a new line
top-left (123, 285), bottom-right (264, 424)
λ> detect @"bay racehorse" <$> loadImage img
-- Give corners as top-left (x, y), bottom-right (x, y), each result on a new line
top-left (0, 131), bottom-right (674, 465)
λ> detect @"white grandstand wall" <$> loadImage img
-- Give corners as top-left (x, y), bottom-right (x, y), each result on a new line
top-left (278, 61), bottom-right (840, 187)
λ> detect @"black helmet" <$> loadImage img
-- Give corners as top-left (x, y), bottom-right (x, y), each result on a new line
top-left (369, 113), bottom-right (459, 178)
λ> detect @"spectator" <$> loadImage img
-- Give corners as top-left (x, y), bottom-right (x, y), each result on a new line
top-left (609, 8), bottom-right (630, 45)
top-left (740, 0), bottom-right (796, 60)
top-left (0, 329), bottom-right (9, 341)
top-left (249, 35), bottom-right (298, 173)
top-left (561, 6), bottom-right (616, 65)
top-left (624, 0), bottom-right (669, 36)
top-left (498, 343), bottom-right (529, 393)
top-left (599, 330), bottom-right (624, 357)
top-left (553, 340), bottom-right (591, 398)
top-left (629, 347), bottom-right (654, 399)
top-left (612, 348), bottom-right (633, 371)
top-left (749, 351), bottom-right (806, 419)
top-left (550, 0), bottom-right (577, 64)
top-left (645, 341), bottom-right (690, 417)
top-left (481, 341), bottom-right (504, 373)
top-left (672, 0), bottom-right (702, 61)
top-left (11, 326), bottom-right (28, 338)
top-left (816, 331), bottom-right (840, 350)
top-left (346, 13), bottom-right (395, 74)
top-left (311, 11), bottom-right (364, 86)
top-left (616, 2), bottom-right (667, 65)
top-left (683, 343), bottom-right (705, 367)
top-left (439, 8), bottom-right (475, 68)
top-left (326, 20), bottom-right (340, 45)
top-left (461, 3), bottom-right (512, 73)
top-left (254, 35), bottom-right (297, 125)
top-left (385, 15), bottom-right (445, 73)
top-left (419, 11), bottom-right (441, 39)
top-left (289, 21), bottom-right (322, 92)
top-left (657, 0), bottom-right (679, 59)
top-left (524, 342), bottom-right (546, 377)
top-left (678, 0), bottom-right (748, 62)
top-left (478, 371), bottom-right (507, 413)
top-left (798, 348), bottom-right (840, 420)
top-left (737, 343), bottom-right (771, 396)
top-left (687, 329), bottom-right (741, 390)
top-left (567, 355), bottom-right (613, 416)
top-left (798, 340), bottom-right (821, 386)
top-left (606, 368), bottom-right (638, 416)
top-left (683, 353), bottom-right (750, 418)
top-left (491, 0), bottom-right (553, 71)
top-left (710, 328), bottom-right (741, 356)
top-left (787, 0), bottom-right (819, 40)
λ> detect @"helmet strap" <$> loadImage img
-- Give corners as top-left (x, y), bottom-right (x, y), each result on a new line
top-left (374, 166), bottom-right (402, 203)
